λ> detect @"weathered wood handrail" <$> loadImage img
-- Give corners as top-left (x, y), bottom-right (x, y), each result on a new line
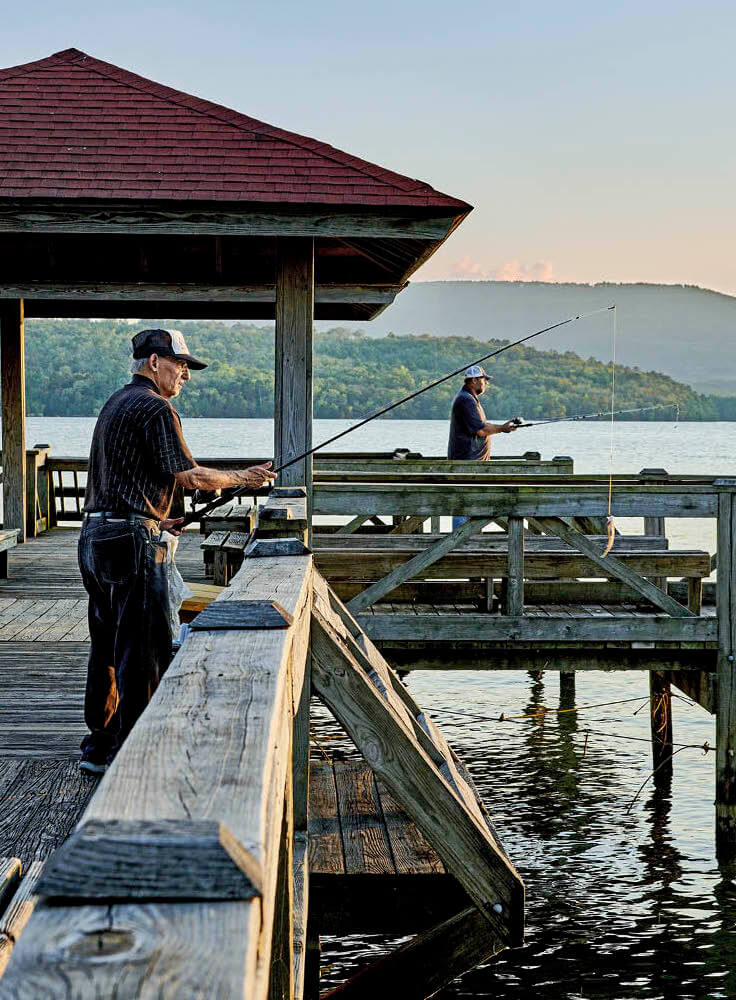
top-left (0, 539), bottom-right (313, 996)
top-left (313, 482), bottom-right (725, 518)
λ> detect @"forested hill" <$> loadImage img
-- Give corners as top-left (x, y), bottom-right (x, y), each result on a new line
top-left (24, 319), bottom-right (736, 421)
top-left (343, 281), bottom-right (736, 395)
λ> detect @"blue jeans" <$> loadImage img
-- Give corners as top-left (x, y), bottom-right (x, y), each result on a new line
top-left (78, 518), bottom-right (171, 762)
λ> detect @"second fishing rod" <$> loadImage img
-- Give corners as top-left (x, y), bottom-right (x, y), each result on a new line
top-left (179, 304), bottom-right (615, 527)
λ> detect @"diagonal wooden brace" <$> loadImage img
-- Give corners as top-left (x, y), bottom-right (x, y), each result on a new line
top-left (347, 516), bottom-right (490, 612)
top-left (531, 516), bottom-right (695, 617)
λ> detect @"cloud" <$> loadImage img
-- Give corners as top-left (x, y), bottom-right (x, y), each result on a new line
top-left (441, 255), bottom-right (556, 282)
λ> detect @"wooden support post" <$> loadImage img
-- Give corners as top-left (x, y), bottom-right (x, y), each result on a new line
top-left (32, 444), bottom-right (51, 535)
top-left (269, 757), bottom-right (295, 1000)
top-left (650, 672), bottom-right (673, 786)
top-left (0, 300), bottom-right (26, 542)
top-left (688, 578), bottom-right (703, 615)
top-left (642, 469), bottom-right (667, 544)
top-left (560, 671), bottom-right (576, 703)
top-left (431, 516), bottom-right (441, 534)
top-left (717, 491), bottom-right (736, 855)
top-left (504, 516), bottom-right (524, 615)
top-left (304, 923), bottom-right (321, 1000)
top-left (275, 238), bottom-right (314, 538)
top-left (322, 905), bottom-right (503, 1000)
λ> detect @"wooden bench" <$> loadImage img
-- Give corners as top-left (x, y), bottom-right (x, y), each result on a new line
top-left (200, 530), bottom-right (251, 586)
top-left (200, 503), bottom-right (255, 579)
top-left (0, 529), bottom-right (19, 578)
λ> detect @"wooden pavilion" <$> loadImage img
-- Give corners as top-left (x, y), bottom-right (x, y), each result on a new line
top-left (0, 47), bottom-right (471, 538)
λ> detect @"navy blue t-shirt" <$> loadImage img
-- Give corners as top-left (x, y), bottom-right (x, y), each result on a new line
top-left (447, 386), bottom-right (490, 460)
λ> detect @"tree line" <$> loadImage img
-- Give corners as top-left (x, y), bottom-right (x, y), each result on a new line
top-left (23, 318), bottom-right (736, 421)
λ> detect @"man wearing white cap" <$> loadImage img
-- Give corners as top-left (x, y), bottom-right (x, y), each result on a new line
top-left (447, 365), bottom-right (518, 462)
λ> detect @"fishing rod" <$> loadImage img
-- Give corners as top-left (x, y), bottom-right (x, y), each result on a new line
top-left (179, 304), bottom-right (615, 527)
top-left (516, 401), bottom-right (680, 428)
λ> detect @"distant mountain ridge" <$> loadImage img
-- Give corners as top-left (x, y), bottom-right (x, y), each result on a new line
top-left (338, 281), bottom-right (736, 392)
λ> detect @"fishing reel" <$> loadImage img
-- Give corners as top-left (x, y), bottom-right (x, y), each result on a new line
top-left (511, 416), bottom-right (524, 427)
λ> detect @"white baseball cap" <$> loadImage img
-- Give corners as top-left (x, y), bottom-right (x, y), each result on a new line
top-left (465, 365), bottom-right (490, 379)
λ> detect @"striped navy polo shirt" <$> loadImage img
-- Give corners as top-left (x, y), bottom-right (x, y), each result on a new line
top-left (84, 375), bottom-right (195, 520)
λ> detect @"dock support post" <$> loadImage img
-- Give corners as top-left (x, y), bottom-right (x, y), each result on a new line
top-left (304, 923), bottom-right (321, 1000)
top-left (275, 238), bottom-right (314, 536)
top-left (505, 516), bottom-right (524, 615)
top-left (0, 300), bottom-right (26, 542)
top-left (649, 672), bottom-right (673, 786)
top-left (716, 491), bottom-right (736, 855)
top-left (560, 671), bottom-right (576, 703)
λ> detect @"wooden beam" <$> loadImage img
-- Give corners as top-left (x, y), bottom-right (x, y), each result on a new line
top-left (313, 484), bottom-right (720, 518)
top-left (3, 282), bottom-right (402, 304)
top-left (532, 517), bottom-right (695, 617)
top-left (360, 614), bottom-right (716, 643)
top-left (384, 647), bottom-right (715, 673)
top-left (717, 492), bottom-right (736, 854)
top-left (504, 516), bottom-right (524, 615)
top-left (21, 299), bottom-right (386, 322)
top-left (0, 300), bottom-right (26, 542)
top-left (347, 517), bottom-right (490, 613)
top-left (389, 516), bottom-right (427, 535)
top-left (0, 200), bottom-right (461, 239)
top-left (322, 906), bottom-right (503, 1000)
top-left (336, 514), bottom-right (375, 535)
top-left (317, 548), bottom-right (711, 585)
top-left (0, 861), bottom-right (44, 977)
top-left (275, 239), bottom-right (314, 523)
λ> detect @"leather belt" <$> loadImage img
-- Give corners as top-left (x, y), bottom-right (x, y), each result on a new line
top-left (83, 511), bottom-right (157, 525)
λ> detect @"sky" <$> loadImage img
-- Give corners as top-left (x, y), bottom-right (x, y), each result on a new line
top-left (3, 0), bottom-right (736, 293)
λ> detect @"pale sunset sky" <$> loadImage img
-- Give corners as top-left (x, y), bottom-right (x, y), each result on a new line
top-left (3, 0), bottom-right (735, 293)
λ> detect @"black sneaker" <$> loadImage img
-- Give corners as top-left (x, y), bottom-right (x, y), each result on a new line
top-left (79, 757), bottom-right (108, 776)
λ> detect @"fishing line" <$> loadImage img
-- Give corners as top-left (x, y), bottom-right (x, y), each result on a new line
top-left (181, 304), bottom-right (615, 526)
top-left (602, 304), bottom-right (617, 556)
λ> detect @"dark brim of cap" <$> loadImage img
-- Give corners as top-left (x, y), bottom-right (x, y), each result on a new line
top-left (174, 353), bottom-right (208, 371)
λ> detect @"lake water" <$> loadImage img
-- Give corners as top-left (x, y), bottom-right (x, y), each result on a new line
top-left (25, 416), bottom-right (736, 998)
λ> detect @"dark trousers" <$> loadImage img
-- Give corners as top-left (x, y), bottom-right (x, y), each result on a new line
top-left (78, 518), bottom-right (172, 762)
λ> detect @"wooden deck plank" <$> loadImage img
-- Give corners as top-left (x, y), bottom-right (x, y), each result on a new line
top-left (13, 599), bottom-right (85, 642)
top-left (0, 759), bottom-right (98, 866)
top-left (375, 779), bottom-right (445, 875)
top-left (333, 762), bottom-right (396, 875)
top-left (308, 761), bottom-right (345, 875)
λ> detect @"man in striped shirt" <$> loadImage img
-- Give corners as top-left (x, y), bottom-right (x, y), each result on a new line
top-left (79, 329), bottom-right (276, 774)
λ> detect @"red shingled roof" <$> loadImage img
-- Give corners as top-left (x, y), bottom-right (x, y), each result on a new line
top-left (0, 48), bottom-right (470, 210)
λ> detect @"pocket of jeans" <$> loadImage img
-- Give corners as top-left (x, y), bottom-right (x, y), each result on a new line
top-left (91, 533), bottom-right (137, 585)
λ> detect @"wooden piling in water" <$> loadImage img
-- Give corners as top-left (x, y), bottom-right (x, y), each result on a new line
top-left (716, 488), bottom-right (736, 855)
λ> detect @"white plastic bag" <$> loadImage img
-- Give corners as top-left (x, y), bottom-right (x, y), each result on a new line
top-left (159, 531), bottom-right (194, 640)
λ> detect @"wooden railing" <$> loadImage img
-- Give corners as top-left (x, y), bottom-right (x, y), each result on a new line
top-left (37, 451), bottom-right (574, 524)
top-left (1, 487), bottom-right (526, 993)
top-left (1, 501), bottom-right (314, 997)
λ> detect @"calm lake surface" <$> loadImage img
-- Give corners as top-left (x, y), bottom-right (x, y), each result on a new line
top-left (28, 417), bottom-right (736, 998)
